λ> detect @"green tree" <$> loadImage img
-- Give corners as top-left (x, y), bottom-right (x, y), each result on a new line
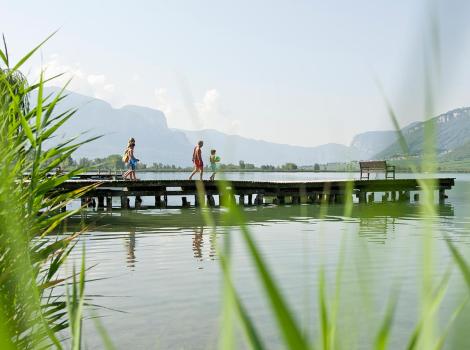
top-left (282, 162), bottom-right (298, 170)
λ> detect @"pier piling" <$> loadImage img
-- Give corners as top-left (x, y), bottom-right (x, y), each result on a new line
top-left (56, 177), bottom-right (455, 210)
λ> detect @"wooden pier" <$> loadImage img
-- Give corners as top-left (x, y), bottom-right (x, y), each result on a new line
top-left (57, 177), bottom-right (455, 209)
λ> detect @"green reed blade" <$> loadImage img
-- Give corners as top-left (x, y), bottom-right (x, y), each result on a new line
top-left (444, 238), bottom-right (470, 290)
top-left (215, 181), bottom-right (310, 349)
top-left (219, 253), bottom-right (265, 350)
top-left (374, 293), bottom-right (398, 350)
top-left (11, 30), bottom-right (57, 73)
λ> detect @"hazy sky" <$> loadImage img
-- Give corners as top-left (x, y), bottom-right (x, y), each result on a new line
top-left (2, 0), bottom-right (470, 147)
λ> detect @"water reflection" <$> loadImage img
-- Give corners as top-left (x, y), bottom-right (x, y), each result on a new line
top-left (192, 227), bottom-right (217, 264)
top-left (61, 203), bottom-right (454, 233)
top-left (358, 216), bottom-right (397, 244)
top-left (125, 230), bottom-right (136, 269)
top-left (56, 202), bottom-right (456, 263)
top-left (192, 227), bottom-right (204, 261)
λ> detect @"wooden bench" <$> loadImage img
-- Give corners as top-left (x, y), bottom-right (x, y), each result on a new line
top-left (359, 161), bottom-right (395, 180)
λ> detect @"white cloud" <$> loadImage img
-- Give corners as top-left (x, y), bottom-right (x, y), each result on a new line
top-left (87, 74), bottom-right (106, 85)
top-left (195, 89), bottom-right (239, 133)
top-left (154, 88), bottom-right (172, 116)
top-left (38, 54), bottom-right (123, 107)
top-left (152, 87), bottom-right (241, 133)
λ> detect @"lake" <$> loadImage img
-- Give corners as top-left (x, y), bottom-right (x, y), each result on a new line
top-left (59, 172), bottom-right (470, 349)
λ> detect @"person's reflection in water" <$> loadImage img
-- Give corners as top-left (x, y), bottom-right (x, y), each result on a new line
top-left (125, 230), bottom-right (136, 269)
top-left (209, 230), bottom-right (216, 260)
top-left (192, 227), bottom-right (204, 262)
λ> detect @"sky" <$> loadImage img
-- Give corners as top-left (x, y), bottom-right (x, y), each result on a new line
top-left (2, 0), bottom-right (470, 147)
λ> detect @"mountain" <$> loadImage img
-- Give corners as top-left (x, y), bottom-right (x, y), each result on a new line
top-left (376, 107), bottom-right (470, 159)
top-left (349, 130), bottom-right (398, 160)
top-left (41, 88), bottom-right (192, 166)
top-left (36, 88), bottom-right (470, 166)
top-left (181, 129), bottom-right (359, 165)
top-left (36, 87), bottom-right (360, 166)
top-left (442, 140), bottom-right (470, 161)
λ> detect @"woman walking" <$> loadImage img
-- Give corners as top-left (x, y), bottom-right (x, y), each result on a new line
top-left (123, 138), bottom-right (139, 180)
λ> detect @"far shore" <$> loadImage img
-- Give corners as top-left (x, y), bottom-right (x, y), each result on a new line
top-left (89, 169), bottom-right (470, 174)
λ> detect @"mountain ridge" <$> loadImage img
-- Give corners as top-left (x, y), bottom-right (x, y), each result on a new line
top-left (37, 87), bottom-right (470, 166)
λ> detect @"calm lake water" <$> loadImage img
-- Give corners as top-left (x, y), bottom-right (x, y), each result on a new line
top-left (58, 172), bottom-right (470, 349)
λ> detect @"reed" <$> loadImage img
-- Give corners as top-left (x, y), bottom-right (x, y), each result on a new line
top-left (0, 34), bottom-right (97, 349)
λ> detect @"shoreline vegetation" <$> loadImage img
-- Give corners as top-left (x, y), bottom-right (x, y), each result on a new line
top-left (64, 154), bottom-right (470, 173)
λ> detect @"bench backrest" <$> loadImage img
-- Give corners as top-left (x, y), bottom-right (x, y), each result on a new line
top-left (359, 160), bottom-right (387, 170)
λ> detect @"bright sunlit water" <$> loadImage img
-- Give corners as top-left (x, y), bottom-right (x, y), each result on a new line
top-left (57, 172), bottom-right (470, 349)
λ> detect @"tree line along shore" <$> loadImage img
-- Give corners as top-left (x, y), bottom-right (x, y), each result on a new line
top-left (59, 154), bottom-right (470, 173)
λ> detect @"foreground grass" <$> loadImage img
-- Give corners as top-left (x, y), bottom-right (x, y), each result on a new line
top-left (0, 35), bottom-right (96, 348)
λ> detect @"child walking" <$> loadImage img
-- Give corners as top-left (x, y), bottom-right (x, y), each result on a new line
top-left (123, 138), bottom-right (140, 180)
top-left (209, 149), bottom-right (220, 181)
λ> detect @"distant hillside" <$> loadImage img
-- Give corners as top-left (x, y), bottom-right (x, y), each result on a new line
top-left (34, 88), bottom-right (470, 168)
top-left (39, 88), bottom-right (192, 165)
top-left (182, 129), bottom-right (359, 165)
top-left (442, 140), bottom-right (470, 161)
top-left (376, 107), bottom-right (470, 159)
top-left (36, 88), bottom-right (359, 166)
top-left (349, 130), bottom-right (398, 160)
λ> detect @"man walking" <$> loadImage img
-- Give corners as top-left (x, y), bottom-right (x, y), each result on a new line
top-left (189, 140), bottom-right (204, 180)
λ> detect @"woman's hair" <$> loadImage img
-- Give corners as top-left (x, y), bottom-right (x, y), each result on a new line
top-left (198, 140), bottom-right (203, 146)
top-left (211, 149), bottom-right (216, 155)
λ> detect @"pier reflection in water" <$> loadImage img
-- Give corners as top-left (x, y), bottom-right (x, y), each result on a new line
top-left (63, 201), bottom-right (456, 266)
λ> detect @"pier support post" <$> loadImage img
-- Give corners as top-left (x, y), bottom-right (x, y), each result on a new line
top-left (292, 195), bottom-right (300, 205)
top-left (414, 193), bottom-right (419, 202)
top-left (155, 195), bottom-right (162, 208)
top-left (382, 192), bottom-right (389, 202)
top-left (106, 196), bottom-right (112, 210)
top-left (399, 191), bottom-right (410, 202)
top-left (276, 195), bottom-right (285, 205)
top-left (239, 194), bottom-right (245, 206)
top-left (309, 193), bottom-right (320, 204)
top-left (97, 196), bottom-right (105, 209)
top-left (248, 194), bottom-right (253, 206)
top-left (207, 194), bottom-right (216, 207)
top-left (334, 194), bottom-right (344, 204)
top-left (439, 189), bottom-right (447, 204)
top-left (358, 191), bottom-right (366, 204)
top-left (194, 195), bottom-right (199, 207)
top-left (368, 193), bottom-right (374, 203)
top-left (135, 196), bottom-right (142, 209)
top-left (254, 194), bottom-right (264, 205)
top-left (329, 194), bottom-right (336, 204)
top-left (121, 196), bottom-right (129, 209)
top-left (182, 196), bottom-right (190, 208)
top-left (391, 191), bottom-right (397, 201)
